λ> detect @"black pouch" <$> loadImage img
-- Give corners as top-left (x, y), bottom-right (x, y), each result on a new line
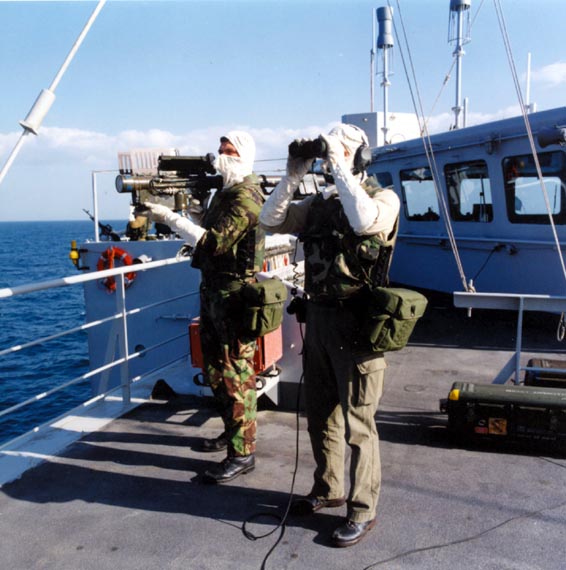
top-left (363, 287), bottom-right (428, 352)
top-left (241, 278), bottom-right (288, 337)
top-left (286, 295), bottom-right (307, 323)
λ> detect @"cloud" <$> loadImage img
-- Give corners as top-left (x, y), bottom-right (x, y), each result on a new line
top-left (0, 122), bottom-right (337, 220)
top-left (423, 105), bottom-right (522, 134)
top-left (530, 61), bottom-right (566, 87)
top-left (4, 105), bottom-right (534, 221)
top-left (0, 131), bottom-right (22, 157)
top-left (2, 122), bottom-right (341, 178)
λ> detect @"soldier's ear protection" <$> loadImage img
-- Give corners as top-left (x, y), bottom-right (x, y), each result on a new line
top-left (352, 143), bottom-right (372, 175)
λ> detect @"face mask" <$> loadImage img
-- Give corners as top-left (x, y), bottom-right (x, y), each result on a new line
top-left (213, 154), bottom-right (249, 189)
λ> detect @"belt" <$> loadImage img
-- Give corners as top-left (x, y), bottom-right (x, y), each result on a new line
top-left (310, 296), bottom-right (360, 310)
top-left (201, 274), bottom-right (255, 288)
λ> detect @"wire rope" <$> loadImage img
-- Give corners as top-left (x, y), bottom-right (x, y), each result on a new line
top-left (493, 0), bottom-right (566, 291)
top-left (391, 0), bottom-right (472, 292)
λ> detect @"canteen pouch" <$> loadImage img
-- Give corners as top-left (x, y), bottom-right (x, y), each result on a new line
top-left (364, 287), bottom-right (427, 352)
top-left (241, 278), bottom-right (288, 337)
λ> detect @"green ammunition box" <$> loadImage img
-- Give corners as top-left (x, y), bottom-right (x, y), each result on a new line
top-left (444, 381), bottom-right (566, 445)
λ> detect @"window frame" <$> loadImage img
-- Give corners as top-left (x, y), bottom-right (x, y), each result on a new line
top-left (399, 166), bottom-right (441, 222)
top-left (444, 159), bottom-right (493, 223)
top-left (503, 151), bottom-right (566, 224)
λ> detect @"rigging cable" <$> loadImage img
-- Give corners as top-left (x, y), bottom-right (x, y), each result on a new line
top-left (390, 0), bottom-right (472, 292)
top-left (557, 313), bottom-right (566, 342)
top-left (493, 0), bottom-right (566, 340)
top-left (493, 0), bottom-right (566, 291)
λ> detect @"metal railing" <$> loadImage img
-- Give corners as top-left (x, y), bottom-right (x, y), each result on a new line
top-left (453, 291), bottom-right (566, 384)
top-left (0, 256), bottom-right (192, 428)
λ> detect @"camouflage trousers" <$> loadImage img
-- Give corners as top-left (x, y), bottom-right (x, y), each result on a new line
top-left (199, 280), bottom-right (257, 457)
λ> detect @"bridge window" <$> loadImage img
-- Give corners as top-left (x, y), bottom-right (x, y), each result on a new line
top-left (370, 171), bottom-right (394, 189)
top-left (400, 167), bottom-right (440, 221)
top-left (503, 151), bottom-right (566, 224)
top-left (444, 160), bottom-right (493, 222)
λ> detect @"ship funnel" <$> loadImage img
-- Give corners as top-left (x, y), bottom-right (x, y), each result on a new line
top-left (377, 7), bottom-right (394, 48)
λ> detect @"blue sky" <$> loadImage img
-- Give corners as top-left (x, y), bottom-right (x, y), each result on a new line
top-left (1, 0), bottom-right (566, 221)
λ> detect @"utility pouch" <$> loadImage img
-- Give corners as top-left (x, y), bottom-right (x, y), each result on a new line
top-left (241, 278), bottom-right (288, 337)
top-left (363, 287), bottom-right (428, 352)
top-left (286, 295), bottom-right (307, 323)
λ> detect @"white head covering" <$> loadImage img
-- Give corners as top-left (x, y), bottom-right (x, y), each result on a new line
top-left (214, 130), bottom-right (255, 188)
top-left (327, 124), bottom-right (369, 170)
top-left (328, 123), bottom-right (368, 150)
top-left (323, 123), bottom-right (369, 192)
top-left (224, 130), bottom-right (256, 169)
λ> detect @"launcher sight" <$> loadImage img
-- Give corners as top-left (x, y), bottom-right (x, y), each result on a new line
top-left (115, 153), bottom-right (223, 209)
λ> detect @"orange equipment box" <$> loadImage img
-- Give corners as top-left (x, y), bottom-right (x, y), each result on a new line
top-left (189, 317), bottom-right (283, 374)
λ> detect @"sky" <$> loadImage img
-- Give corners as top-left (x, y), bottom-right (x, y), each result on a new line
top-left (1, 0), bottom-right (566, 221)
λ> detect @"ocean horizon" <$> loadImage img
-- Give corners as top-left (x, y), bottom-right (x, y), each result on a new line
top-left (0, 219), bottom-right (128, 445)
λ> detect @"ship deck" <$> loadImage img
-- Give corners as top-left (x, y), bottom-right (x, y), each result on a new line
top-left (1, 299), bottom-right (566, 570)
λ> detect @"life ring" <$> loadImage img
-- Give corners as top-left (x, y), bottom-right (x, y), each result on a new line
top-left (97, 246), bottom-right (136, 293)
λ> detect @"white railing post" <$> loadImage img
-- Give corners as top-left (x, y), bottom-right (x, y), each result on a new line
top-left (116, 273), bottom-right (131, 405)
top-left (92, 171), bottom-right (100, 242)
top-left (91, 169), bottom-right (119, 242)
top-left (0, 256), bottom-right (195, 431)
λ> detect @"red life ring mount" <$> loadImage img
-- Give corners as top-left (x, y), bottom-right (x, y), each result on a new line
top-left (97, 246), bottom-right (137, 293)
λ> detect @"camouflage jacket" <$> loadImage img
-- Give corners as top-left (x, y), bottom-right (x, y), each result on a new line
top-left (191, 174), bottom-right (265, 283)
top-left (300, 179), bottom-right (398, 301)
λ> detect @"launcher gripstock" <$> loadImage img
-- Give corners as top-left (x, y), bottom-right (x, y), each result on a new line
top-left (115, 153), bottom-right (224, 208)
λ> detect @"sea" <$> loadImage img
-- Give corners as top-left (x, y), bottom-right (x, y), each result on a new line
top-left (0, 220), bottom-right (126, 446)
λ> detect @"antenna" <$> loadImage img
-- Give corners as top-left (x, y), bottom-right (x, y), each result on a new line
top-left (370, 9), bottom-right (376, 112)
top-left (0, 0), bottom-right (107, 188)
top-left (448, 0), bottom-right (471, 129)
top-left (377, 6), bottom-right (394, 144)
top-left (525, 52), bottom-right (537, 113)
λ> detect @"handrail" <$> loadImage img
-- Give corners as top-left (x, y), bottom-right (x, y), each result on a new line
top-left (454, 291), bottom-right (566, 383)
top-left (0, 351), bottom-right (190, 454)
top-left (0, 288), bottom-right (198, 359)
top-left (0, 328), bottom-right (190, 421)
top-left (0, 256), bottom-right (190, 299)
top-left (397, 234), bottom-right (566, 247)
top-left (0, 255), bottom-right (194, 429)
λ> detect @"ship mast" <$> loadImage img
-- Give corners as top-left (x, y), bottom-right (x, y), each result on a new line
top-left (370, 10), bottom-right (376, 112)
top-left (0, 0), bottom-right (107, 189)
top-left (448, 0), bottom-right (471, 129)
top-left (377, 6), bottom-right (394, 144)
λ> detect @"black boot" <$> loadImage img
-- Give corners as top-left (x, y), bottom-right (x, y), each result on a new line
top-left (202, 454), bottom-right (255, 484)
top-left (332, 518), bottom-right (377, 547)
top-left (199, 433), bottom-right (228, 453)
top-left (290, 495), bottom-right (346, 516)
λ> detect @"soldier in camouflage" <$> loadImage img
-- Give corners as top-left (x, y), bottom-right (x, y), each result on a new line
top-left (145, 131), bottom-right (265, 483)
top-left (260, 124), bottom-right (400, 547)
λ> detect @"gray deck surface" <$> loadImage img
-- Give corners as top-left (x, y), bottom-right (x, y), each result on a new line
top-left (1, 300), bottom-right (566, 570)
